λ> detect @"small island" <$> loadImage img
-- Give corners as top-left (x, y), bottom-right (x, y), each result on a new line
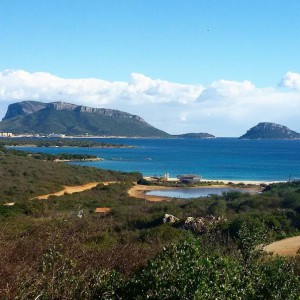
top-left (172, 132), bottom-right (215, 139)
top-left (239, 122), bottom-right (300, 139)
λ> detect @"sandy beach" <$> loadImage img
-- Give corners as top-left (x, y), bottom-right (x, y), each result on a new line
top-left (144, 177), bottom-right (283, 185)
top-left (202, 179), bottom-right (284, 185)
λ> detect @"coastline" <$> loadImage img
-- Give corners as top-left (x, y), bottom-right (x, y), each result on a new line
top-left (6, 144), bottom-right (135, 149)
top-left (144, 176), bottom-right (284, 185)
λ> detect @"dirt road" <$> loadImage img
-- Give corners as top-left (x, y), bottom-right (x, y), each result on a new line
top-left (34, 181), bottom-right (116, 200)
top-left (264, 235), bottom-right (300, 256)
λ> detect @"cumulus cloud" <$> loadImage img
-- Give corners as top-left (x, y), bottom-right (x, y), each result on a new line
top-left (198, 79), bottom-right (256, 102)
top-left (280, 72), bottom-right (300, 90)
top-left (1, 69), bottom-right (300, 136)
top-left (128, 73), bottom-right (203, 104)
top-left (0, 69), bottom-right (127, 105)
top-left (0, 69), bottom-right (203, 106)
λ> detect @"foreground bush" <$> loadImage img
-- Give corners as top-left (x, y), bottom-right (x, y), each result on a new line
top-left (122, 235), bottom-right (300, 300)
top-left (16, 234), bottom-right (300, 300)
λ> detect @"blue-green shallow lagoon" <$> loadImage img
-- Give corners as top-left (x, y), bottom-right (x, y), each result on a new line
top-left (146, 187), bottom-right (251, 199)
top-left (13, 138), bottom-right (300, 181)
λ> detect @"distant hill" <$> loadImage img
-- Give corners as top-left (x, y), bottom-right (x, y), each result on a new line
top-left (240, 122), bottom-right (300, 139)
top-left (0, 101), bottom-right (169, 137)
top-left (173, 132), bottom-right (215, 139)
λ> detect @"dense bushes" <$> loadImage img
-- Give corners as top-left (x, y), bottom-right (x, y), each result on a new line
top-left (16, 235), bottom-right (300, 299)
top-left (0, 148), bottom-right (141, 202)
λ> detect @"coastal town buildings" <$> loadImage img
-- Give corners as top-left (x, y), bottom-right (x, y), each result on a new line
top-left (0, 132), bottom-right (13, 137)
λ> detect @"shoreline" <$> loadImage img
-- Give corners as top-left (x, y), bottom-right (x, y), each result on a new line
top-left (53, 157), bottom-right (103, 162)
top-left (144, 176), bottom-right (284, 185)
top-left (201, 178), bottom-right (284, 185)
top-left (6, 144), bottom-right (135, 149)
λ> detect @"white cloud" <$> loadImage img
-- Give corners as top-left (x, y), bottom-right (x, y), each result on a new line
top-left (0, 69), bottom-right (203, 106)
top-left (1, 69), bottom-right (300, 136)
top-left (280, 72), bottom-right (300, 90)
top-left (198, 79), bottom-right (256, 102)
top-left (128, 73), bottom-right (204, 104)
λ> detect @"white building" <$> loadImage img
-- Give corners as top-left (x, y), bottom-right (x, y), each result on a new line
top-left (177, 174), bottom-right (202, 184)
top-left (0, 132), bottom-right (13, 137)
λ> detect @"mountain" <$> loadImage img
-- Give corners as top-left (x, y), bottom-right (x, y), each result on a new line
top-left (173, 132), bottom-right (215, 138)
top-left (239, 122), bottom-right (300, 139)
top-left (0, 101), bottom-right (169, 137)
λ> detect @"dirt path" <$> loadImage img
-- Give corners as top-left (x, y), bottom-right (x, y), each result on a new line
top-left (34, 181), bottom-right (116, 200)
top-left (264, 235), bottom-right (300, 256)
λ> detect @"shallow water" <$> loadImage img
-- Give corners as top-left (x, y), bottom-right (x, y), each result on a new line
top-left (146, 187), bottom-right (249, 199)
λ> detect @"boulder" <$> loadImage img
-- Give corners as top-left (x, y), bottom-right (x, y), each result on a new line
top-left (184, 217), bottom-right (206, 233)
top-left (184, 215), bottom-right (227, 233)
top-left (163, 214), bottom-right (179, 224)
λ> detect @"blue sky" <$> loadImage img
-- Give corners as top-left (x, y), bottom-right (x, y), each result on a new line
top-left (1, 0), bottom-right (300, 136)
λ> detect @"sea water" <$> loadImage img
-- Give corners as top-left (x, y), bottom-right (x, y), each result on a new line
top-left (13, 138), bottom-right (300, 181)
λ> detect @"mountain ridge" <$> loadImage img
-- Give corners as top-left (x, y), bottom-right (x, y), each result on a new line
top-left (0, 101), bottom-right (168, 137)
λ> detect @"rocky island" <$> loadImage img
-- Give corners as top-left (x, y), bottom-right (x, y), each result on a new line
top-left (239, 122), bottom-right (300, 139)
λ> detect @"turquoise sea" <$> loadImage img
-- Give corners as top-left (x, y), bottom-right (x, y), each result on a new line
top-left (14, 138), bottom-right (300, 181)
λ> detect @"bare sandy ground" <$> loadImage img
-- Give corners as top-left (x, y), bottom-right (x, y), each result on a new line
top-left (264, 236), bottom-right (300, 256)
top-left (128, 185), bottom-right (177, 202)
top-left (34, 181), bottom-right (116, 200)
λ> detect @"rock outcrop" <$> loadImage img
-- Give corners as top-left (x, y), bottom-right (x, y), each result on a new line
top-left (183, 215), bottom-right (226, 233)
top-left (162, 213), bottom-right (227, 234)
top-left (163, 214), bottom-right (179, 224)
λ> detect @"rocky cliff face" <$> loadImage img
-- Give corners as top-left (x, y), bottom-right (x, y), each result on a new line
top-left (3, 101), bottom-right (48, 120)
top-left (0, 101), bottom-right (168, 137)
top-left (239, 122), bottom-right (300, 139)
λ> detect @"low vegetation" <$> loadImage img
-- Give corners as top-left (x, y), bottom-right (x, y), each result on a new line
top-left (0, 138), bottom-right (130, 148)
top-left (1, 146), bottom-right (300, 298)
